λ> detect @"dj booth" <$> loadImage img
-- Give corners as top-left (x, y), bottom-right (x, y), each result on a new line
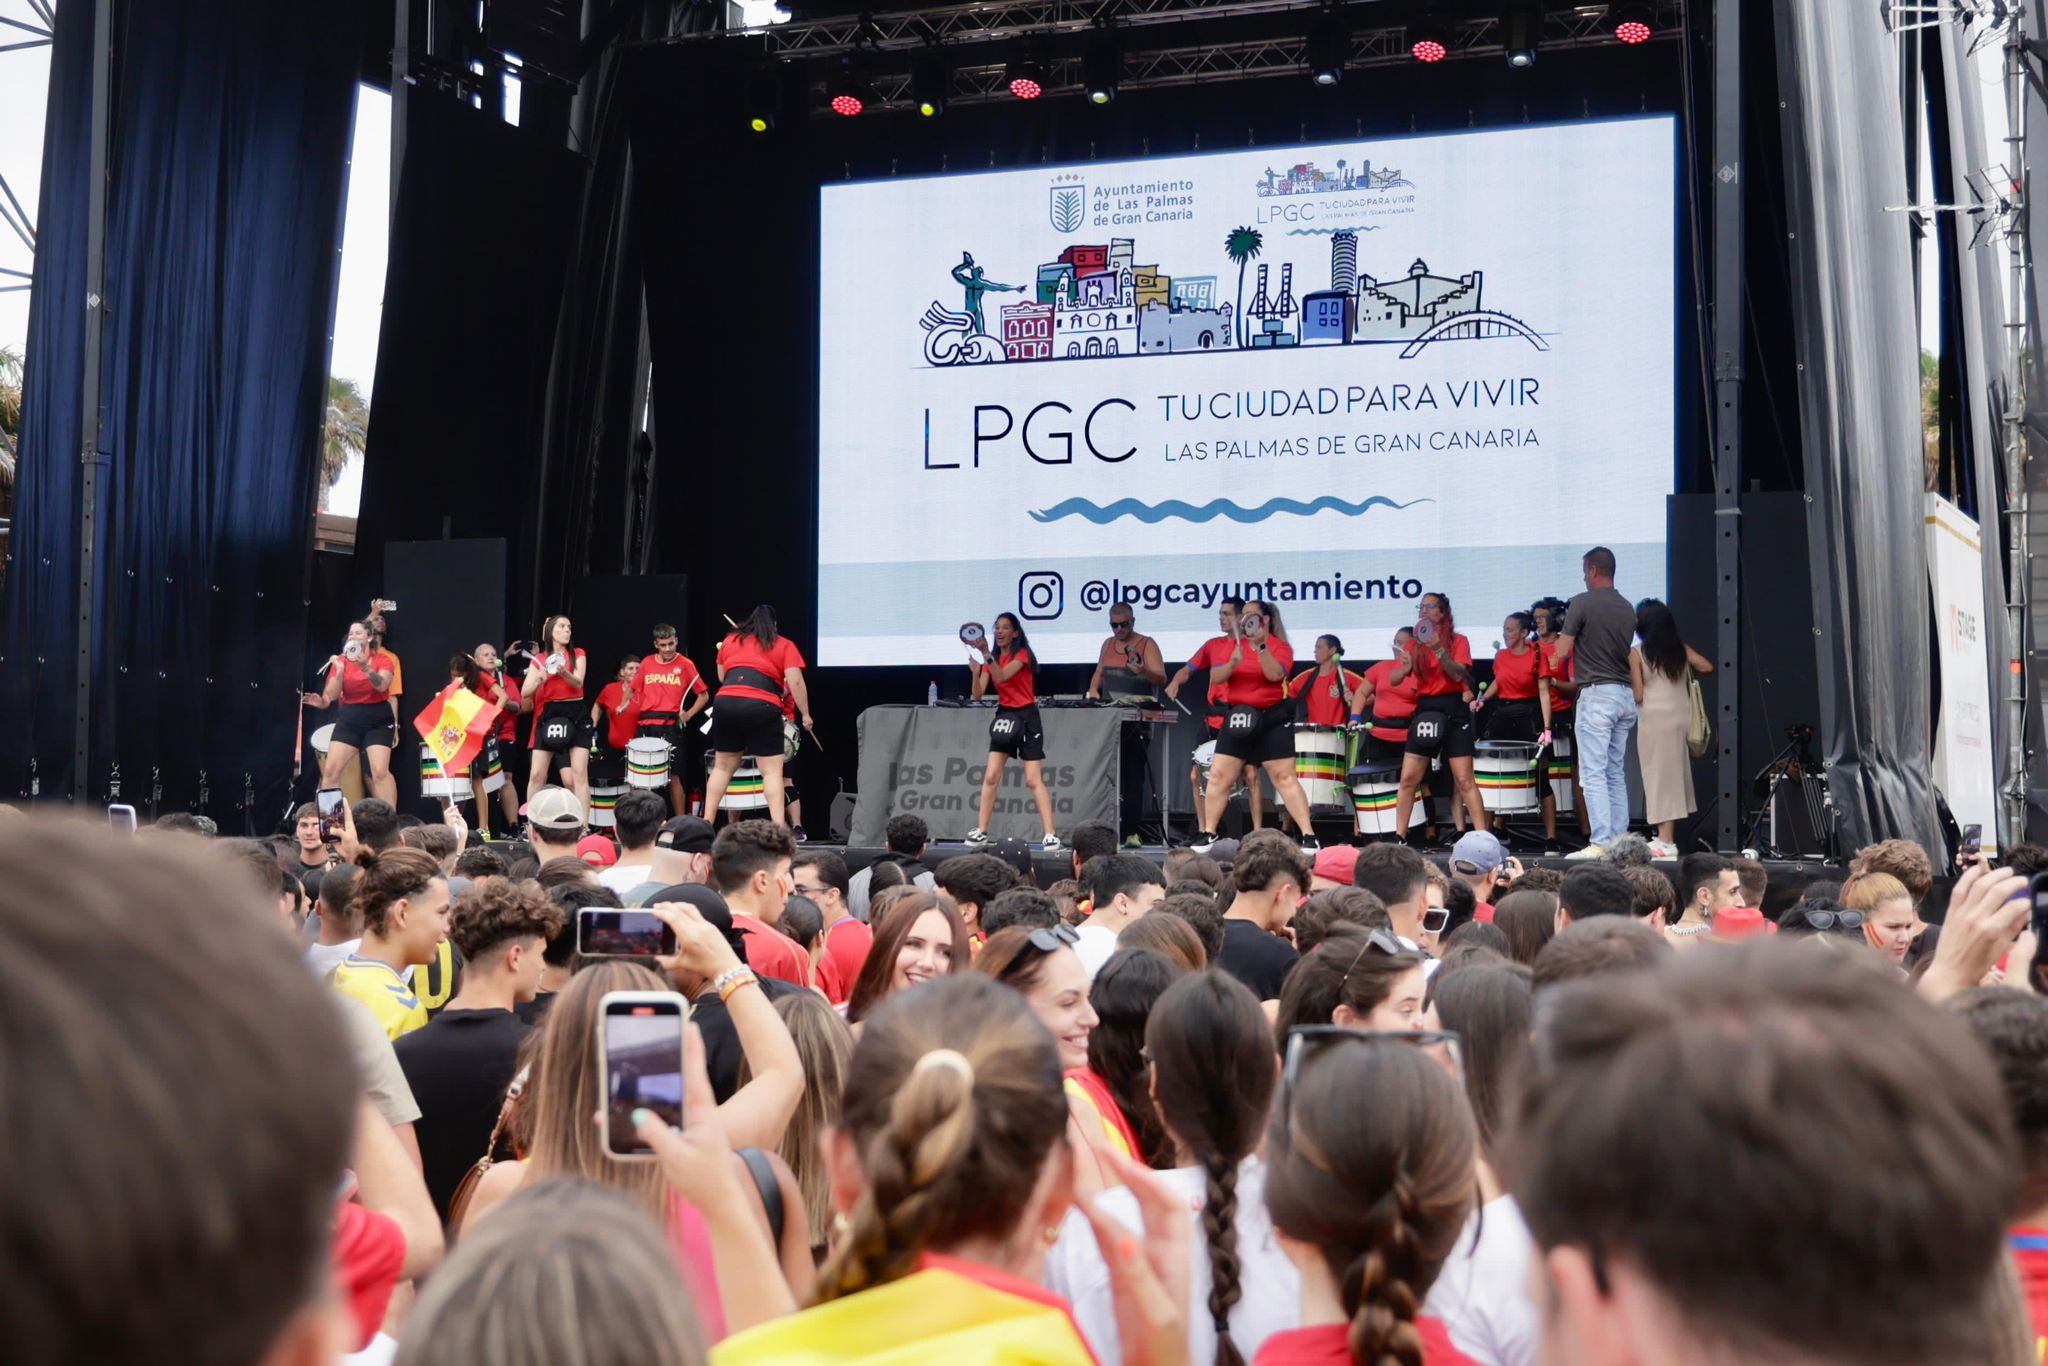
top-left (850, 700), bottom-right (1199, 845)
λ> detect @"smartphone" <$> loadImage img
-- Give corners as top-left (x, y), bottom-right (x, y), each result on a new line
top-left (578, 908), bottom-right (677, 959)
top-left (107, 804), bottom-right (137, 835)
top-left (1962, 823), bottom-right (1983, 859)
top-left (598, 990), bottom-right (688, 1159)
top-left (316, 787), bottom-right (347, 842)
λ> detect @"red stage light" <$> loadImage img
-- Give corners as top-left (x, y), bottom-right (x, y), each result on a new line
top-left (1615, 18), bottom-right (1651, 43)
top-left (1010, 75), bottom-right (1043, 99)
top-left (830, 91), bottom-right (864, 116)
top-left (1412, 38), bottom-right (1447, 62)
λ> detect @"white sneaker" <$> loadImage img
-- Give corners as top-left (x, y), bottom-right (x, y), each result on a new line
top-left (964, 828), bottom-right (991, 846)
top-left (1647, 839), bottom-right (1679, 859)
top-left (1565, 843), bottom-right (1605, 860)
top-left (1041, 833), bottom-right (1065, 852)
top-left (1187, 830), bottom-right (1219, 853)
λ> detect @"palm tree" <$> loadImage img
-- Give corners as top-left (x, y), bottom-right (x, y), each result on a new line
top-left (322, 375), bottom-right (369, 505)
top-left (0, 344), bottom-right (22, 486)
top-left (1224, 227), bottom-right (1263, 348)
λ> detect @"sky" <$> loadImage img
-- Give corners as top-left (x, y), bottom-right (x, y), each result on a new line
top-left (0, 0), bottom-right (51, 362)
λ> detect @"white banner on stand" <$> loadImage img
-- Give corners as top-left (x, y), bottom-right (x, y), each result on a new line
top-left (1925, 494), bottom-right (1998, 852)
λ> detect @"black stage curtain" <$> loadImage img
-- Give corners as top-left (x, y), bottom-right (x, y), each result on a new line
top-left (623, 40), bottom-right (1694, 801)
top-left (1, 0), bottom-right (365, 823)
top-left (351, 93), bottom-right (585, 643)
top-left (1772, 0), bottom-right (1943, 851)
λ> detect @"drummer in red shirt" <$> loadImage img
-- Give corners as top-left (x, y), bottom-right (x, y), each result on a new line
top-left (1472, 612), bottom-right (1543, 742)
top-left (522, 614), bottom-right (591, 824)
top-left (592, 655), bottom-right (644, 752)
top-left (1288, 634), bottom-right (1366, 727)
top-left (302, 620), bottom-right (399, 805)
top-left (1349, 627), bottom-right (1420, 765)
top-left (704, 603), bottom-right (812, 828)
top-left (1192, 600), bottom-right (1318, 852)
top-left (631, 623), bottom-right (710, 814)
top-left (1390, 592), bottom-right (1488, 841)
top-left (472, 641), bottom-right (524, 836)
top-left (1533, 595), bottom-right (1588, 842)
top-left (964, 612), bottom-right (1063, 852)
top-left (1167, 596), bottom-right (1267, 831)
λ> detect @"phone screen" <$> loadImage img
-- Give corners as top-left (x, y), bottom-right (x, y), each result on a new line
top-left (1962, 823), bottom-right (1983, 856)
top-left (579, 909), bottom-right (677, 959)
top-left (316, 787), bottom-right (346, 842)
top-left (603, 996), bottom-right (686, 1156)
top-left (107, 804), bottom-right (137, 835)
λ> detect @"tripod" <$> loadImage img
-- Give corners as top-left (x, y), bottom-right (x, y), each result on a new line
top-left (1740, 728), bottom-right (1834, 860)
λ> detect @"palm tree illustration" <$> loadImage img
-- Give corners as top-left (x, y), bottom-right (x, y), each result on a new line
top-left (1225, 227), bottom-right (1263, 348)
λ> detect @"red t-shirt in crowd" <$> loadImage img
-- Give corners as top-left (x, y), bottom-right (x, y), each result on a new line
top-left (814, 915), bottom-right (873, 1005)
top-left (735, 911), bottom-right (810, 988)
top-left (1362, 659), bottom-right (1420, 743)
top-left (2013, 1228), bottom-right (2048, 1348)
top-left (1538, 638), bottom-right (1575, 714)
top-left (487, 670), bottom-right (518, 741)
top-left (991, 646), bottom-right (1037, 709)
top-left (718, 633), bottom-right (806, 708)
top-left (1492, 646), bottom-right (1539, 701)
top-left (594, 682), bottom-right (641, 752)
top-left (1252, 1320), bottom-right (1478, 1366)
top-left (1406, 632), bottom-right (1472, 699)
top-left (531, 647), bottom-right (587, 705)
top-left (337, 650), bottom-right (397, 706)
top-left (1218, 636), bottom-right (1294, 708)
top-left (1288, 666), bottom-right (1365, 727)
top-left (332, 1201), bottom-right (406, 1353)
top-left (634, 653), bottom-right (707, 716)
top-left (1186, 636), bottom-right (1237, 731)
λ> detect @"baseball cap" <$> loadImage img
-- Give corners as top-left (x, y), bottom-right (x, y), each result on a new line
top-left (1712, 905), bottom-right (1771, 942)
top-left (576, 834), bottom-right (618, 868)
top-left (647, 883), bottom-right (748, 961)
top-left (1312, 845), bottom-right (1360, 884)
top-left (1449, 831), bottom-right (1507, 876)
top-left (656, 815), bottom-right (716, 854)
top-left (526, 786), bottom-right (584, 832)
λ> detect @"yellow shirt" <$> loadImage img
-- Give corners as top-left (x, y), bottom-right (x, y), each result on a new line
top-left (330, 954), bottom-right (428, 1041)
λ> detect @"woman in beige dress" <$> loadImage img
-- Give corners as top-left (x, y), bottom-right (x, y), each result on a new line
top-left (1630, 598), bottom-right (1713, 857)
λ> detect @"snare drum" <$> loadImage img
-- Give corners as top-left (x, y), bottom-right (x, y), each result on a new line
top-left (1292, 724), bottom-right (1348, 810)
top-left (626, 736), bottom-right (672, 790)
top-left (783, 719), bottom-right (801, 761)
top-left (1474, 740), bottom-right (1540, 813)
top-left (419, 746), bottom-right (470, 802)
top-left (1547, 733), bottom-right (1575, 813)
top-left (1191, 739), bottom-right (1218, 792)
top-left (588, 780), bottom-right (626, 828)
top-left (310, 723), bottom-right (335, 757)
top-left (721, 757), bottom-right (769, 813)
top-left (1349, 761), bottom-right (1403, 836)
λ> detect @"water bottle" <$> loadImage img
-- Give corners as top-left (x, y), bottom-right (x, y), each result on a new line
top-left (927, 680), bottom-right (939, 706)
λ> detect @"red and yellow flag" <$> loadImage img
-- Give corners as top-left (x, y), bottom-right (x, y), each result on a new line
top-left (413, 681), bottom-right (499, 775)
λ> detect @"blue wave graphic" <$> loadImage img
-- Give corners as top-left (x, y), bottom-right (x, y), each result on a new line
top-left (1283, 225), bottom-right (1384, 235)
top-left (1029, 495), bottom-right (1431, 525)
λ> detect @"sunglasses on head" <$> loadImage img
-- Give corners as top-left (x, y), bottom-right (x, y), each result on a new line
top-left (1793, 907), bottom-right (1865, 933)
top-left (1026, 923), bottom-right (1080, 953)
top-left (1335, 928), bottom-right (1407, 987)
top-left (1276, 1025), bottom-right (1464, 1149)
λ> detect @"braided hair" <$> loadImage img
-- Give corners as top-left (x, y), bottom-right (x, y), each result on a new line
top-left (817, 974), bottom-right (1067, 1303)
top-left (1145, 972), bottom-right (1278, 1366)
top-left (1264, 1038), bottom-right (1475, 1366)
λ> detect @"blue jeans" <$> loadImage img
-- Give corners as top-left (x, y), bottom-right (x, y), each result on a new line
top-left (1575, 683), bottom-right (1636, 845)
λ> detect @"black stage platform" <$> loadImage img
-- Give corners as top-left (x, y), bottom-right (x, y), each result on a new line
top-left (808, 842), bottom-right (1855, 921)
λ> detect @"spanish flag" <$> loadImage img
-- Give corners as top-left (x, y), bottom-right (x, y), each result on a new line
top-left (413, 681), bottom-right (499, 776)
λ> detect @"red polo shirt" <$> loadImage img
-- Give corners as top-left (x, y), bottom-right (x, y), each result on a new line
top-left (634, 653), bottom-right (707, 715)
top-left (1289, 666), bottom-right (1365, 727)
top-left (1491, 646), bottom-right (1539, 700)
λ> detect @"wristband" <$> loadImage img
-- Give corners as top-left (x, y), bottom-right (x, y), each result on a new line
top-left (713, 966), bottom-right (759, 1003)
top-left (1349, 714), bottom-right (1364, 724)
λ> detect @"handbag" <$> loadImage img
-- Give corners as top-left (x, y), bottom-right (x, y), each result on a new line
top-left (1685, 669), bottom-right (1711, 759)
top-left (446, 1064), bottom-right (528, 1232)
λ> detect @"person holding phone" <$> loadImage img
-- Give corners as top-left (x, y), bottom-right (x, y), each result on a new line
top-left (704, 604), bottom-right (811, 829)
top-left (1192, 600), bottom-right (1318, 852)
top-left (1389, 592), bottom-right (1487, 843)
top-left (523, 614), bottom-right (591, 824)
top-left (303, 620), bottom-right (400, 805)
top-left (965, 612), bottom-right (1063, 852)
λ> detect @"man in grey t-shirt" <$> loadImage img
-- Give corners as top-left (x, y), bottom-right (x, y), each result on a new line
top-left (1552, 546), bottom-right (1637, 852)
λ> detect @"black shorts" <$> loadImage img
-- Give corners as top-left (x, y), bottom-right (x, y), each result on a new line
top-left (1483, 698), bottom-right (1543, 744)
top-left (988, 704), bottom-right (1046, 761)
top-left (636, 711), bottom-right (680, 740)
top-left (331, 702), bottom-right (395, 751)
top-left (533, 699), bottom-right (591, 754)
top-left (1215, 701), bottom-right (1294, 765)
top-left (712, 695), bottom-right (785, 758)
top-left (1364, 732), bottom-right (1409, 766)
top-left (1406, 697), bottom-right (1476, 761)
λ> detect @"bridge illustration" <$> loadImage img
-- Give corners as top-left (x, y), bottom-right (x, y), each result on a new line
top-left (1398, 310), bottom-right (1550, 359)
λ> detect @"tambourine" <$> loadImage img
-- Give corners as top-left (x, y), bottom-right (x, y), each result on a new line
top-left (959, 623), bottom-right (987, 647)
top-left (1415, 618), bottom-right (1439, 647)
top-left (1238, 611), bottom-right (1267, 636)
top-left (544, 653), bottom-right (566, 677)
top-left (343, 639), bottom-right (366, 663)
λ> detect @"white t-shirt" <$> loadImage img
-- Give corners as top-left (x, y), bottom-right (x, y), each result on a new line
top-left (1044, 1158), bottom-right (1298, 1366)
top-left (1423, 1194), bottom-right (1540, 1366)
top-left (307, 938), bottom-right (361, 979)
top-left (1072, 923), bottom-right (1121, 978)
top-left (597, 860), bottom-right (654, 894)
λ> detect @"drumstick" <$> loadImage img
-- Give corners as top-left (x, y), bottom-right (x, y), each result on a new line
top-left (1168, 692), bottom-right (1191, 715)
top-left (803, 721), bottom-right (825, 753)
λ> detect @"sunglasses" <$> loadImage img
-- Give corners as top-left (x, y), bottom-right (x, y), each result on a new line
top-left (1026, 923), bottom-right (1081, 954)
top-left (1336, 928), bottom-right (1407, 987)
top-left (1793, 907), bottom-right (1866, 933)
top-left (1421, 906), bottom-right (1451, 935)
top-left (1110, 618), bottom-right (1134, 629)
top-left (1276, 1025), bottom-right (1464, 1150)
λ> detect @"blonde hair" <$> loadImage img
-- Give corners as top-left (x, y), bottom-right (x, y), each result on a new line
top-left (515, 961), bottom-right (672, 1220)
top-left (1841, 872), bottom-right (1911, 913)
top-left (738, 991), bottom-right (853, 1249)
top-left (396, 1178), bottom-right (705, 1366)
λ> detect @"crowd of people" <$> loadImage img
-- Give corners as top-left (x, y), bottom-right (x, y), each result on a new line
top-left (12, 785), bottom-right (2046, 1366)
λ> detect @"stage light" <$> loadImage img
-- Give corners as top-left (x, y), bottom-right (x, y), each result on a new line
top-left (826, 57), bottom-right (874, 117)
top-left (1500, 0), bottom-right (1540, 67)
top-left (744, 68), bottom-right (781, 132)
top-left (1082, 32), bottom-right (1120, 105)
top-left (911, 48), bottom-right (949, 117)
top-left (1608, 2), bottom-right (1654, 44)
top-left (1007, 44), bottom-right (1046, 100)
top-left (1407, 18), bottom-right (1451, 63)
top-left (1305, 13), bottom-right (1348, 87)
